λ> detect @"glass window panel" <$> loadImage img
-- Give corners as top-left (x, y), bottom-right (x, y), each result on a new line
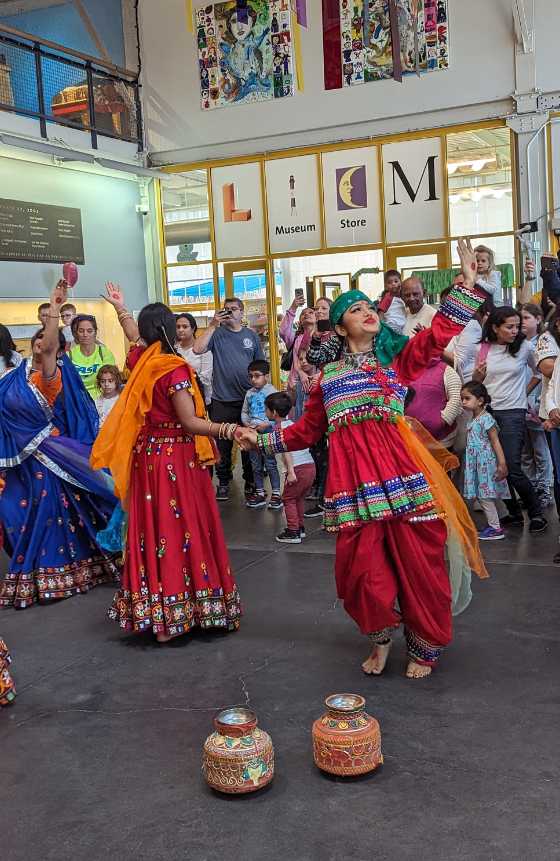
top-left (161, 171), bottom-right (211, 264)
top-left (167, 263), bottom-right (215, 309)
top-left (275, 250), bottom-right (385, 316)
top-left (451, 234), bottom-right (516, 304)
top-left (396, 253), bottom-right (439, 279)
top-left (447, 127), bottom-right (513, 236)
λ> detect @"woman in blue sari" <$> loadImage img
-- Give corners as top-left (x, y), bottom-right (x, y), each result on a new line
top-left (0, 282), bottom-right (120, 609)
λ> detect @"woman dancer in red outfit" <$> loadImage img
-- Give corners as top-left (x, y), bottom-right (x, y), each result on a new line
top-left (237, 240), bottom-right (487, 678)
top-left (92, 292), bottom-right (241, 642)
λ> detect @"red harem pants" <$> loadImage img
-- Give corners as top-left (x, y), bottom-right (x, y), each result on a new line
top-left (335, 517), bottom-right (451, 665)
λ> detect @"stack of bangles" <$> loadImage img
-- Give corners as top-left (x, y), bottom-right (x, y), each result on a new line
top-left (208, 422), bottom-right (238, 440)
top-left (117, 308), bottom-right (133, 325)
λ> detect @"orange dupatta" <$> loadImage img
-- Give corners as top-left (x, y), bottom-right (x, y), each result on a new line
top-left (397, 416), bottom-right (489, 581)
top-left (91, 342), bottom-right (216, 506)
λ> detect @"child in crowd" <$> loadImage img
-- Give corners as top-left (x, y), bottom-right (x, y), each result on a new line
top-left (241, 359), bottom-right (282, 509)
top-left (95, 365), bottom-right (123, 426)
top-left (265, 392), bottom-right (316, 544)
top-left (461, 381), bottom-right (509, 540)
top-left (293, 346), bottom-right (319, 419)
top-left (379, 269), bottom-right (407, 334)
top-left (475, 245), bottom-right (502, 305)
top-left (60, 303), bottom-right (77, 349)
top-left (521, 303), bottom-right (553, 508)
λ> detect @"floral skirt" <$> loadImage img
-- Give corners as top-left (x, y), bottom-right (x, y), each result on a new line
top-left (0, 556), bottom-right (119, 609)
top-left (108, 426), bottom-right (241, 638)
top-left (0, 638), bottom-right (15, 705)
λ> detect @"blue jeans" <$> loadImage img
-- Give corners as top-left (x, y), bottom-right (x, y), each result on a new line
top-left (522, 426), bottom-right (553, 501)
top-left (546, 429), bottom-right (560, 516)
top-left (494, 409), bottom-right (542, 520)
top-left (249, 449), bottom-right (280, 493)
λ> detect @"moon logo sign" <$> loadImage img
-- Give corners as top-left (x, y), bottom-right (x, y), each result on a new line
top-left (336, 164), bottom-right (368, 211)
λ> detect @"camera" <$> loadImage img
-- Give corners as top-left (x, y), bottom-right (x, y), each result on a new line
top-left (135, 203), bottom-right (150, 216)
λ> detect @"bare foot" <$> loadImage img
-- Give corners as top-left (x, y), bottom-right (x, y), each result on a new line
top-left (362, 641), bottom-right (391, 675)
top-left (156, 632), bottom-right (173, 643)
top-left (406, 661), bottom-right (432, 679)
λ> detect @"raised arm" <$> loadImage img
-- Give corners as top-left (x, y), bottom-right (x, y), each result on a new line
top-left (393, 240), bottom-right (486, 384)
top-left (192, 309), bottom-right (228, 354)
top-left (237, 379), bottom-right (328, 454)
top-left (103, 282), bottom-right (140, 342)
top-left (41, 279), bottom-right (68, 379)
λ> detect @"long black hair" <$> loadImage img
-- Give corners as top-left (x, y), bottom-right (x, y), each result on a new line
top-left (461, 380), bottom-right (494, 414)
top-left (546, 307), bottom-right (560, 348)
top-left (481, 305), bottom-right (524, 356)
top-left (0, 323), bottom-right (18, 368)
top-left (138, 302), bottom-right (177, 355)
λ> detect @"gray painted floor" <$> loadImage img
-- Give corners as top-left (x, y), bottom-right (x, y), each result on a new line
top-left (1, 493), bottom-right (559, 861)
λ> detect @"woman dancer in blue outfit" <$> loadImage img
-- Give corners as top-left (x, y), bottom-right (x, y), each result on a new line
top-left (0, 281), bottom-right (120, 609)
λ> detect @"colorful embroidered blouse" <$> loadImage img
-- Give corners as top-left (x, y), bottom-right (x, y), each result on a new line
top-left (258, 283), bottom-right (486, 531)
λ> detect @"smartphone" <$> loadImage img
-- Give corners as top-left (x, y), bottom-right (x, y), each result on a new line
top-left (541, 256), bottom-right (560, 272)
top-left (317, 319), bottom-right (331, 332)
top-left (295, 288), bottom-right (304, 300)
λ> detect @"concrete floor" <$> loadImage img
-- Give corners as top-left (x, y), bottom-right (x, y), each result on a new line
top-left (1, 485), bottom-right (560, 861)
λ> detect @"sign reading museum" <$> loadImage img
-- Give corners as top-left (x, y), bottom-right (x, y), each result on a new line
top-left (0, 198), bottom-right (85, 264)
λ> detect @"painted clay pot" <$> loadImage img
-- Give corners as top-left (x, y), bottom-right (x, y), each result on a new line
top-left (202, 706), bottom-right (274, 794)
top-left (312, 693), bottom-right (383, 777)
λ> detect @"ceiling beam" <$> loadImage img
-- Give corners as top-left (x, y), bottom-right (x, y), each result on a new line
top-left (0, 0), bottom-right (67, 15)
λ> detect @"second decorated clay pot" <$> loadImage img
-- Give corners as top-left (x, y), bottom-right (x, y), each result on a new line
top-left (202, 706), bottom-right (274, 794)
top-left (312, 693), bottom-right (383, 777)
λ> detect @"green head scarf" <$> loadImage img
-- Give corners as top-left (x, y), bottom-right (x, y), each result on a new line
top-left (329, 289), bottom-right (409, 367)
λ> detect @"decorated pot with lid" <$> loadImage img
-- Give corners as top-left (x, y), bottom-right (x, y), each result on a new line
top-left (312, 693), bottom-right (382, 777)
top-left (202, 706), bottom-right (274, 794)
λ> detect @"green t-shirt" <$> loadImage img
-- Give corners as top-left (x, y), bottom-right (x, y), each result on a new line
top-left (70, 344), bottom-right (116, 399)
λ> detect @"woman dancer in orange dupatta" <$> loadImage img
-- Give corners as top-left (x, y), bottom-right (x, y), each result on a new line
top-left (92, 292), bottom-right (241, 642)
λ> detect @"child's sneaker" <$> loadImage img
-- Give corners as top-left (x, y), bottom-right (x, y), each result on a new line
top-left (477, 526), bottom-right (505, 540)
top-left (276, 529), bottom-right (301, 544)
top-left (299, 527), bottom-right (306, 539)
top-left (268, 493), bottom-right (283, 510)
top-left (304, 504), bottom-right (324, 518)
top-left (246, 492), bottom-right (266, 509)
top-left (216, 484), bottom-right (229, 501)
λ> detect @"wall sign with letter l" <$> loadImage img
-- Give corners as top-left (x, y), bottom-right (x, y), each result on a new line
top-left (382, 138), bottom-right (445, 244)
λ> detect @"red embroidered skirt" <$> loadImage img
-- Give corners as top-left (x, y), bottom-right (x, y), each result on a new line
top-left (109, 426), bottom-right (241, 637)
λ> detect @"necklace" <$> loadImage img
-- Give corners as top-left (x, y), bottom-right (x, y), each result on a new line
top-left (342, 344), bottom-right (376, 369)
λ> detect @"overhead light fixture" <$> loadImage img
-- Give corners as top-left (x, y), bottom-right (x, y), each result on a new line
top-left (0, 133), bottom-right (96, 163)
top-left (0, 134), bottom-right (170, 179)
top-left (447, 156), bottom-right (497, 174)
top-left (94, 156), bottom-right (171, 180)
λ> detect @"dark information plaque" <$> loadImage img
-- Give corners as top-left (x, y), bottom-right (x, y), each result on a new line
top-left (0, 198), bottom-right (85, 264)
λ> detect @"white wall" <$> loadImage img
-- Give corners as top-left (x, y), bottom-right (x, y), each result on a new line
top-left (0, 154), bottom-right (150, 311)
top-left (137, 0), bottom-right (541, 164)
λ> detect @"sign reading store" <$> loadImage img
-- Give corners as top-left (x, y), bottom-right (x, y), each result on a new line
top-left (210, 137), bottom-right (444, 258)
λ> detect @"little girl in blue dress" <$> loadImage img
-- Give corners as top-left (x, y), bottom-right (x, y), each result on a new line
top-left (461, 381), bottom-right (509, 540)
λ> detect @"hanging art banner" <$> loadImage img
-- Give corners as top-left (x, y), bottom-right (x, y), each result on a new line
top-left (382, 136), bottom-right (445, 244)
top-left (195, 1), bottom-right (294, 110)
top-left (321, 146), bottom-right (382, 248)
top-left (322, 0), bottom-right (449, 91)
top-left (265, 155), bottom-right (322, 254)
top-left (211, 162), bottom-right (266, 258)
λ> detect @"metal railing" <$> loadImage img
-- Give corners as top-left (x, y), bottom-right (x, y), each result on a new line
top-left (0, 22), bottom-right (142, 150)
